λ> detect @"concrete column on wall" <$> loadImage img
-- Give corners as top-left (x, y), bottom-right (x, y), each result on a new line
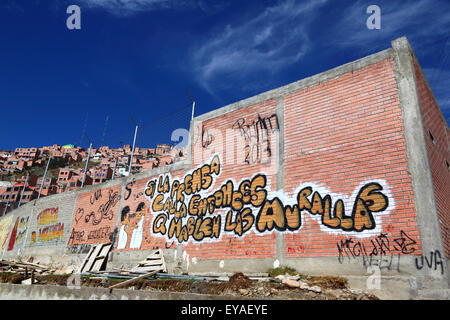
top-left (391, 36), bottom-right (448, 289)
top-left (275, 95), bottom-right (286, 265)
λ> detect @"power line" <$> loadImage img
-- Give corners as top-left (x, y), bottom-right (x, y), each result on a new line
top-left (100, 102), bottom-right (192, 145)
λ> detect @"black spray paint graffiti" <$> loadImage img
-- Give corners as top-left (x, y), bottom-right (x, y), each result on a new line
top-left (415, 250), bottom-right (444, 275)
top-left (124, 180), bottom-right (136, 201)
top-left (124, 179), bottom-right (144, 201)
top-left (201, 125), bottom-right (213, 149)
top-left (67, 226), bottom-right (117, 245)
top-left (90, 189), bottom-right (102, 205)
top-left (336, 230), bottom-right (417, 271)
top-left (67, 244), bottom-right (91, 254)
top-left (84, 189), bottom-right (121, 225)
top-left (232, 113), bottom-right (279, 164)
top-left (145, 155), bottom-right (391, 244)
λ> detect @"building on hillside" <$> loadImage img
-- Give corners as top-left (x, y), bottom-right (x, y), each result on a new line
top-left (155, 144), bottom-right (172, 156)
top-left (35, 177), bottom-right (58, 196)
top-left (14, 147), bottom-right (40, 160)
top-left (90, 167), bottom-right (113, 185)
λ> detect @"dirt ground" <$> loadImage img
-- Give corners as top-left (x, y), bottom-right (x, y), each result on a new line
top-left (0, 272), bottom-right (378, 300)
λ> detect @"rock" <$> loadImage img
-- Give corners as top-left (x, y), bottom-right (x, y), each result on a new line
top-left (299, 281), bottom-right (309, 290)
top-left (275, 275), bottom-right (285, 281)
top-left (286, 275), bottom-right (300, 281)
top-left (349, 289), bottom-right (364, 295)
top-left (64, 266), bottom-right (75, 274)
top-left (264, 292), bottom-right (271, 297)
top-left (239, 289), bottom-right (249, 295)
top-left (217, 276), bottom-right (229, 282)
top-left (282, 278), bottom-right (300, 288)
top-left (309, 286), bottom-right (322, 293)
top-left (21, 278), bottom-right (32, 285)
top-left (258, 287), bottom-right (264, 292)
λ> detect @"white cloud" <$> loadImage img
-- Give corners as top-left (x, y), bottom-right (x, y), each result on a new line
top-left (334, 0), bottom-right (450, 50)
top-left (77, 0), bottom-right (181, 15)
top-left (191, 0), bottom-right (328, 95)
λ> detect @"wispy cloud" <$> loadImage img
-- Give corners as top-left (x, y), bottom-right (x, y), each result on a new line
top-left (76, 0), bottom-right (184, 15)
top-left (334, 0), bottom-right (450, 50)
top-left (190, 0), bottom-right (328, 96)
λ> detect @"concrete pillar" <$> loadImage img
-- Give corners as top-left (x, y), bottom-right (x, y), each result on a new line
top-left (391, 36), bottom-right (448, 289)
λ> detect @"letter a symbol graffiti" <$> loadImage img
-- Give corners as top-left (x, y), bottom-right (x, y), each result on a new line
top-left (366, 5), bottom-right (381, 30)
top-left (66, 5), bottom-right (81, 30)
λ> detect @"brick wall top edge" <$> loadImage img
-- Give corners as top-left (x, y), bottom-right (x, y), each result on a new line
top-left (193, 48), bottom-right (393, 123)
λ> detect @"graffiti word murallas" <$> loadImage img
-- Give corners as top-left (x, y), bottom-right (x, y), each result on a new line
top-left (145, 155), bottom-right (390, 244)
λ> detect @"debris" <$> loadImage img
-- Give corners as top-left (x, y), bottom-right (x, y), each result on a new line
top-left (0, 259), bottom-right (50, 274)
top-left (282, 278), bottom-right (300, 288)
top-left (216, 276), bottom-right (229, 282)
top-left (108, 270), bottom-right (160, 291)
top-left (275, 275), bottom-right (285, 281)
top-left (132, 249), bottom-right (167, 273)
top-left (307, 276), bottom-right (348, 290)
top-left (308, 285), bottom-right (322, 293)
top-left (78, 243), bottom-right (112, 273)
top-left (239, 289), bottom-right (249, 295)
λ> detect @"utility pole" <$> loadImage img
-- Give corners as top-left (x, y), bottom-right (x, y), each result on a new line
top-left (186, 88), bottom-right (195, 120)
top-left (112, 158), bottom-right (117, 180)
top-left (127, 114), bottom-right (139, 177)
top-left (18, 174), bottom-right (29, 208)
top-left (3, 184), bottom-right (14, 216)
top-left (37, 156), bottom-right (51, 202)
top-left (81, 135), bottom-right (93, 188)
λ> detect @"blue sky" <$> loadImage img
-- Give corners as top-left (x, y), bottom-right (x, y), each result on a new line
top-left (0, 0), bottom-right (449, 151)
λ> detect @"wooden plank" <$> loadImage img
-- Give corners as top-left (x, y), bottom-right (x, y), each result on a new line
top-left (77, 246), bottom-right (95, 273)
top-left (140, 260), bottom-right (165, 267)
top-left (80, 244), bottom-right (104, 273)
top-left (160, 253), bottom-right (167, 273)
top-left (134, 265), bottom-right (164, 272)
top-left (108, 270), bottom-right (159, 291)
top-left (91, 244), bottom-right (112, 272)
top-left (141, 253), bottom-right (163, 260)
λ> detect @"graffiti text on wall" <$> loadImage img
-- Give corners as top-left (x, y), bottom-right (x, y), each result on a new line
top-left (145, 155), bottom-right (392, 244)
top-left (31, 208), bottom-right (64, 245)
top-left (415, 250), bottom-right (444, 275)
top-left (7, 216), bottom-right (29, 251)
top-left (69, 187), bottom-right (121, 246)
top-left (232, 113), bottom-right (279, 165)
top-left (336, 230), bottom-right (418, 271)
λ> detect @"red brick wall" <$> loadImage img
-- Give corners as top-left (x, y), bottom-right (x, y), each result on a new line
top-left (68, 185), bottom-right (121, 246)
top-left (185, 100), bottom-right (279, 260)
top-left (124, 58), bottom-right (424, 263)
top-left (115, 170), bottom-right (185, 252)
top-left (413, 57), bottom-right (450, 259)
top-left (62, 58), bottom-right (427, 265)
top-left (284, 58), bottom-right (421, 258)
